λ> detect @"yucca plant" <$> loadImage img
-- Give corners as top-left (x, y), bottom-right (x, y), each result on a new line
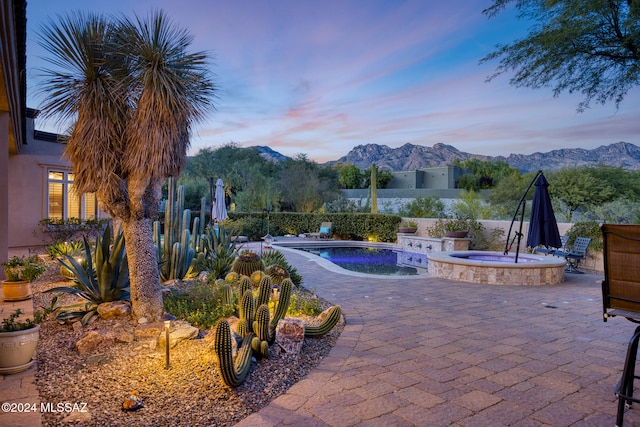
top-left (46, 225), bottom-right (130, 324)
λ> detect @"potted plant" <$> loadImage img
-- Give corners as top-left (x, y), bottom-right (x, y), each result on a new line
top-left (399, 220), bottom-right (418, 234)
top-left (1, 256), bottom-right (47, 301)
top-left (0, 308), bottom-right (47, 374)
top-left (444, 218), bottom-right (469, 238)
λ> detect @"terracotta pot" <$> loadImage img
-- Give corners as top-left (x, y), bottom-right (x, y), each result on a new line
top-left (445, 230), bottom-right (468, 238)
top-left (0, 325), bottom-right (40, 374)
top-left (1, 280), bottom-right (32, 301)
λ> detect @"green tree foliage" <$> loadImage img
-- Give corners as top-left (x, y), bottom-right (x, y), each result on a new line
top-left (450, 190), bottom-right (494, 220)
top-left (482, 0), bottom-right (640, 111)
top-left (398, 196), bottom-right (446, 218)
top-left (363, 165), bottom-right (393, 189)
top-left (453, 159), bottom-right (519, 190)
top-left (334, 162), bottom-right (364, 189)
top-left (547, 167), bottom-right (616, 222)
top-left (276, 155), bottom-right (339, 212)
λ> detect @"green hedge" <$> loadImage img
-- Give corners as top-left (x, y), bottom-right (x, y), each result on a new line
top-left (226, 212), bottom-right (402, 242)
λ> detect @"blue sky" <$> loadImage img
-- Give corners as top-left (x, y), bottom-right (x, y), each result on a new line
top-left (25, 0), bottom-right (640, 163)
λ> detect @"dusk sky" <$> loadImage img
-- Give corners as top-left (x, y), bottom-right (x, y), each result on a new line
top-left (25, 0), bottom-right (640, 163)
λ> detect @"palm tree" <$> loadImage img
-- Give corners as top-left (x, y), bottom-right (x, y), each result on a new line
top-left (37, 11), bottom-right (215, 320)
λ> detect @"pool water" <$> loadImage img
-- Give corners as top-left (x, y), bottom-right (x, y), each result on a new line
top-left (297, 246), bottom-right (427, 276)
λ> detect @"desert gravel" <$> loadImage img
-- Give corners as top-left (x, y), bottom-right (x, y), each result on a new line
top-left (31, 264), bottom-right (342, 426)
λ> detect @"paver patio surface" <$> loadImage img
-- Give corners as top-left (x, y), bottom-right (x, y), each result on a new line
top-left (237, 245), bottom-right (639, 426)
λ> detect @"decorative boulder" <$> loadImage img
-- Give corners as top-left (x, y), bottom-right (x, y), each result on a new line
top-left (275, 318), bottom-right (305, 354)
top-left (97, 301), bottom-right (131, 320)
top-left (157, 321), bottom-right (198, 349)
top-left (76, 331), bottom-right (103, 354)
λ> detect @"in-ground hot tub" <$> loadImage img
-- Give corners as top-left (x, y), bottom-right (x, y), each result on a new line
top-left (427, 251), bottom-right (566, 285)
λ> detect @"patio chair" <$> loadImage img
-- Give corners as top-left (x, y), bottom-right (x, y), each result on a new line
top-left (308, 222), bottom-right (333, 239)
top-left (601, 224), bottom-right (640, 427)
top-left (554, 236), bottom-right (592, 273)
top-left (534, 235), bottom-right (569, 256)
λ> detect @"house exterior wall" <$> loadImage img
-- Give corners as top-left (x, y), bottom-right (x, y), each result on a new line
top-left (7, 123), bottom-right (70, 250)
top-left (388, 166), bottom-right (469, 190)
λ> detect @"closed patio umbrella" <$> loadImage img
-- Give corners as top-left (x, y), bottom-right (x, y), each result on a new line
top-left (526, 173), bottom-right (562, 250)
top-left (212, 178), bottom-right (228, 222)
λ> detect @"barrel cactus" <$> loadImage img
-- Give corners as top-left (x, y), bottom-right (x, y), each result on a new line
top-left (250, 270), bottom-right (265, 286)
top-left (231, 251), bottom-right (264, 277)
top-left (266, 264), bottom-right (290, 285)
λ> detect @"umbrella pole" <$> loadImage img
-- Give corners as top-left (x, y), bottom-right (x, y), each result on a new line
top-left (504, 170), bottom-right (542, 263)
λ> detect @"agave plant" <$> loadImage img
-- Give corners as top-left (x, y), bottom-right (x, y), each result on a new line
top-left (46, 225), bottom-right (130, 324)
top-left (192, 224), bottom-right (242, 280)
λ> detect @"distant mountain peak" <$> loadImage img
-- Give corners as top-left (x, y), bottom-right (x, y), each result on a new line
top-left (330, 141), bottom-right (640, 172)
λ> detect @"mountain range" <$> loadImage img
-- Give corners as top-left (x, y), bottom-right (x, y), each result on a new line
top-left (255, 142), bottom-right (640, 173)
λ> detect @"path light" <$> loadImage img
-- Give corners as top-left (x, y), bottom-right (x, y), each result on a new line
top-left (164, 320), bottom-right (171, 370)
top-left (263, 233), bottom-right (274, 249)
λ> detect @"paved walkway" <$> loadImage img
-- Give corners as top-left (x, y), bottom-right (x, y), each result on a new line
top-left (238, 245), bottom-right (638, 426)
top-left (1, 244), bottom-right (638, 426)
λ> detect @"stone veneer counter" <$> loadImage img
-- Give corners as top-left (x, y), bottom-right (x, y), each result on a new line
top-left (427, 251), bottom-right (566, 285)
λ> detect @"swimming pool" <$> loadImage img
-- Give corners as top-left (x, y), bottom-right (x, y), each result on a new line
top-left (294, 245), bottom-right (427, 276)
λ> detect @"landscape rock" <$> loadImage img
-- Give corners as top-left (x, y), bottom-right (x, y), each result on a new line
top-left (275, 318), bottom-right (305, 354)
top-left (158, 321), bottom-right (199, 349)
top-left (134, 322), bottom-right (163, 340)
top-left (97, 301), bottom-right (131, 320)
top-left (76, 331), bottom-right (103, 354)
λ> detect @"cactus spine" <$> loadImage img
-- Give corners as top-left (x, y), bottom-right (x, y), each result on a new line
top-left (255, 275), bottom-right (273, 309)
top-left (213, 320), bottom-right (254, 388)
top-left (239, 276), bottom-right (252, 296)
top-left (304, 305), bottom-right (342, 337)
top-left (221, 284), bottom-right (234, 307)
top-left (270, 279), bottom-right (293, 335)
top-left (232, 251), bottom-right (264, 277)
top-left (238, 289), bottom-right (255, 336)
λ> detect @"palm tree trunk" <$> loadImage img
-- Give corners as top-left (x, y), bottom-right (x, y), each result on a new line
top-left (122, 218), bottom-right (164, 321)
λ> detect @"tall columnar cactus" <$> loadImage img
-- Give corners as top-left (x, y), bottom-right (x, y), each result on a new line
top-left (304, 305), bottom-right (343, 337)
top-left (255, 275), bottom-right (273, 309)
top-left (213, 319), bottom-right (255, 388)
top-left (238, 289), bottom-right (255, 336)
top-left (270, 279), bottom-right (293, 335)
top-left (239, 276), bottom-right (252, 296)
top-left (153, 178), bottom-right (198, 281)
top-left (253, 304), bottom-right (271, 342)
top-left (221, 284), bottom-right (234, 307)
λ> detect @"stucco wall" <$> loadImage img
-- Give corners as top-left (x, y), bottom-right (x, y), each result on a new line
top-left (8, 136), bottom-right (69, 250)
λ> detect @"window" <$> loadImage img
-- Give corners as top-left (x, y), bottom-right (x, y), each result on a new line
top-left (47, 170), bottom-right (98, 220)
